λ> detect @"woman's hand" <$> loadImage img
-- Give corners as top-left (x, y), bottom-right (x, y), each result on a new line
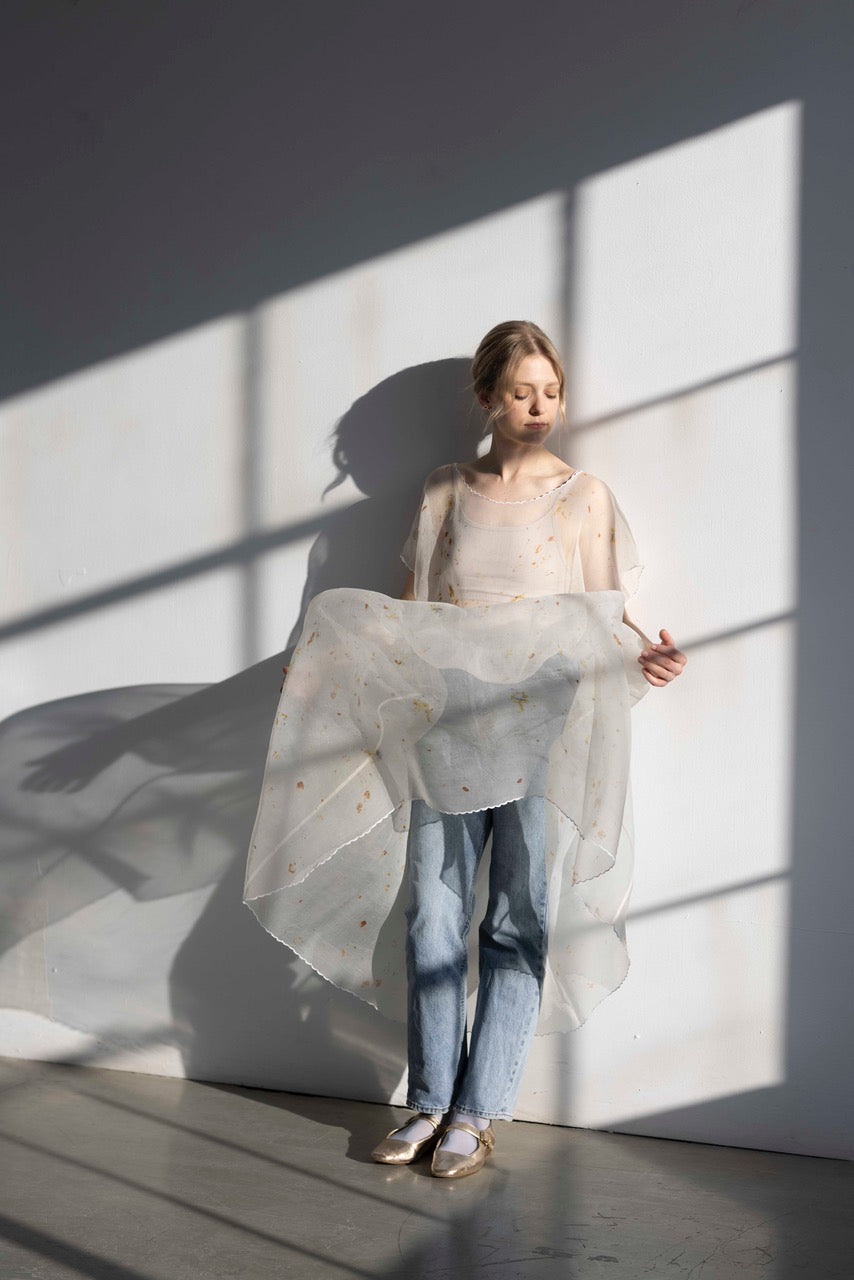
top-left (637, 628), bottom-right (687, 687)
top-left (279, 665), bottom-right (290, 693)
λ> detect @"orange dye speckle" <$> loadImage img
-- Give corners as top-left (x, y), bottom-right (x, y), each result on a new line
top-left (359, 920), bottom-right (367, 928)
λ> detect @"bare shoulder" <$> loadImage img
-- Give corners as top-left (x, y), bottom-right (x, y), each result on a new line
top-left (422, 462), bottom-right (456, 491)
top-left (573, 469), bottom-right (610, 498)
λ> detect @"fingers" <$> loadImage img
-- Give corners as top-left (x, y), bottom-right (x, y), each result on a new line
top-left (637, 636), bottom-right (687, 685)
top-left (640, 660), bottom-right (676, 682)
top-left (638, 650), bottom-right (683, 674)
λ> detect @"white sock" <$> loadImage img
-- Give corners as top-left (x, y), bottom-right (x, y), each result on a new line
top-left (393, 1112), bottom-right (441, 1143)
top-left (438, 1109), bottom-right (491, 1156)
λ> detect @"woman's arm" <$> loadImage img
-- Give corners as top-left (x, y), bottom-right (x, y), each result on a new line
top-left (623, 608), bottom-right (652, 648)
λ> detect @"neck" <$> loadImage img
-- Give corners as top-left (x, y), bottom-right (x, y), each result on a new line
top-left (479, 441), bottom-right (559, 483)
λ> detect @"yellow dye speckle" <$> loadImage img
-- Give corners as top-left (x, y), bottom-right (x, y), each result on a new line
top-left (356, 802), bottom-right (363, 813)
top-left (375, 979), bottom-right (382, 987)
top-left (364, 789), bottom-right (371, 799)
top-left (412, 697), bottom-right (434, 722)
top-left (288, 862), bottom-right (296, 874)
top-left (510, 691), bottom-right (529, 711)
top-left (341, 949), bottom-right (346, 956)
top-left (272, 750), bottom-right (280, 758)
top-left (610, 525), bottom-right (616, 543)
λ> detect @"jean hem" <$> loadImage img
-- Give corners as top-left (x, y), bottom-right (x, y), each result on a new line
top-left (452, 1105), bottom-right (514, 1122)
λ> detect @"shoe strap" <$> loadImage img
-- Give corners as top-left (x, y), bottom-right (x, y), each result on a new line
top-left (445, 1119), bottom-right (494, 1148)
top-left (416, 1112), bottom-right (444, 1132)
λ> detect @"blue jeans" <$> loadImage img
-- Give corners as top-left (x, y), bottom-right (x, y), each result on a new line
top-left (404, 794), bottom-right (549, 1121)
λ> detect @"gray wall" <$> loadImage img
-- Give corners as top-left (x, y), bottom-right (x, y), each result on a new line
top-left (1, 0), bottom-right (853, 1160)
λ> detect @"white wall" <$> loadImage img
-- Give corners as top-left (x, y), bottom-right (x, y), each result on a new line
top-left (2, 0), bottom-right (853, 1161)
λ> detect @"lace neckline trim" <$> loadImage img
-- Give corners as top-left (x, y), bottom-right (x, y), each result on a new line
top-left (453, 461), bottom-right (582, 504)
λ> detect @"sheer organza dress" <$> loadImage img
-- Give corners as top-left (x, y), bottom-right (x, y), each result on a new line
top-left (243, 462), bottom-right (649, 1034)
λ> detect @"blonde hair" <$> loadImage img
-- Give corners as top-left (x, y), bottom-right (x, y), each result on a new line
top-left (471, 321), bottom-right (567, 435)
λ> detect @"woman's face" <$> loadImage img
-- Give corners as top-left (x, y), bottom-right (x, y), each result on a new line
top-left (482, 353), bottom-right (562, 446)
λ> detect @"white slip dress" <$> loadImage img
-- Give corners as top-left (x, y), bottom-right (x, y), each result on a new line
top-left (243, 462), bottom-right (649, 1034)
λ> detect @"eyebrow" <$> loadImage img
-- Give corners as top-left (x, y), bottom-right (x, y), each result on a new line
top-left (513, 381), bottom-right (560, 388)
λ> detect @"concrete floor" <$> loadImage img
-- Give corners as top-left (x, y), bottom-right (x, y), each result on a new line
top-left (0, 1058), bottom-right (852, 1279)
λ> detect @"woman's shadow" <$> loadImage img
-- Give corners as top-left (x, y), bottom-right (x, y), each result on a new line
top-left (3, 358), bottom-right (481, 1156)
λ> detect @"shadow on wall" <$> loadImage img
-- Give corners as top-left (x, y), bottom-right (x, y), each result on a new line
top-left (0, 358), bottom-right (481, 1097)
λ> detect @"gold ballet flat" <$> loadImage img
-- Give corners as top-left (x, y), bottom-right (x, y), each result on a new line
top-left (430, 1120), bottom-right (495, 1178)
top-left (370, 1111), bottom-right (445, 1164)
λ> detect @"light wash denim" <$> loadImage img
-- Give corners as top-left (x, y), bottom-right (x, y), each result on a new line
top-left (404, 794), bottom-right (548, 1121)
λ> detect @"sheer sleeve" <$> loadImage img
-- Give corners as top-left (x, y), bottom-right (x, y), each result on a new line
top-left (400, 496), bottom-right (422, 572)
top-left (398, 466), bottom-right (454, 599)
top-left (578, 475), bottom-right (644, 601)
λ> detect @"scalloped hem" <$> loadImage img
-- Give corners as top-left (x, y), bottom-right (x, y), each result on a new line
top-left (245, 791), bottom-right (620, 904)
top-left (243, 789), bottom-right (632, 1039)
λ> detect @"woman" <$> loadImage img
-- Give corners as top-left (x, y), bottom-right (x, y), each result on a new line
top-left (243, 321), bottom-right (686, 1180)
top-left (367, 321), bottom-right (686, 1177)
